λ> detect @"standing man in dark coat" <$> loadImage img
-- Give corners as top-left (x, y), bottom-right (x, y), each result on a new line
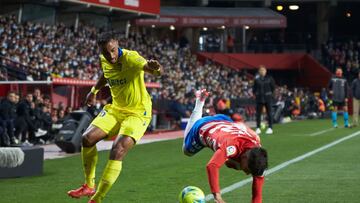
top-left (253, 65), bottom-right (275, 134)
top-left (0, 91), bottom-right (18, 145)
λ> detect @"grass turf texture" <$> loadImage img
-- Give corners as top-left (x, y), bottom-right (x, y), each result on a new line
top-left (0, 118), bottom-right (359, 203)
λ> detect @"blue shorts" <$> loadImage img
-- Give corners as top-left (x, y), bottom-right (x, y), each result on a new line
top-left (184, 114), bottom-right (233, 155)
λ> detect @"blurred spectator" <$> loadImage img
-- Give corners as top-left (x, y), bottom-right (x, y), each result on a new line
top-left (322, 39), bottom-right (360, 82)
top-left (0, 15), bottom-right (100, 80)
top-left (0, 91), bottom-right (18, 145)
top-left (352, 71), bottom-right (360, 127)
top-left (227, 34), bottom-right (234, 53)
top-left (14, 93), bottom-right (47, 145)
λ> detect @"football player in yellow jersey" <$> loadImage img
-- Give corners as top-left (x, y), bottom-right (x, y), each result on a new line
top-left (67, 32), bottom-right (162, 203)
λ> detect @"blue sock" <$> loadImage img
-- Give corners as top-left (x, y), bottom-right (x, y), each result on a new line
top-left (332, 112), bottom-right (337, 127)
top-left (344, 112), bottom-right (349, 127)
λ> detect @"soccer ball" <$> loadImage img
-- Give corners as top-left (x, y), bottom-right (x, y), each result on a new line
top-left (178, 186), bottom-right (206, 203)
top-left (260, 122), bottom-right (266, 130)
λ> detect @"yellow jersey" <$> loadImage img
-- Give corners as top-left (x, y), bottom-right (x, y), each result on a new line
top-left (100, 48), bottom-right (151, 115)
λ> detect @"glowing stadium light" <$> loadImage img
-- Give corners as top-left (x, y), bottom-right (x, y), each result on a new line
top-left (221, 25), bottom-right (226, 29)
top-left (276, 5), bottom-right (283, 11)
top-left (346, 12), bottom-right (351, 18)
top-left (289, 5), bottom-right (299, 10)
top-left (151, 24), bottom-right (156, 28)
top-left (170, 25), bottom-right (175, 30)
top-left (244, 25), bottom-right (250, 30)
top-left (199, 36), bottom-right (204, 44)
top-left (203, 27), bottom-right (208, 31)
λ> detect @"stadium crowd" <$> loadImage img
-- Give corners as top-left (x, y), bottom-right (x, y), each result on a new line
top-left (0, 15), bottom-right (100, 81)
top-left (322, 38), bottom-right (360, 82)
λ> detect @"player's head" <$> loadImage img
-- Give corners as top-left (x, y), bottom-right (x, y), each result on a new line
top-left (247, 147), bottom-right (268, 176)
top-left (335, 67), bottom-right (343, 77)
top-left (259, 65), bottom-right (267, 77)
top-left (98, 32), bottom-right (119, 64)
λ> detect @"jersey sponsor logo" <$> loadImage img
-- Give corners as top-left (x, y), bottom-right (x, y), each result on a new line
top-left (226, 146), bottom-right (236, 157)
top-left (107, 78), bottom-right (127, 87)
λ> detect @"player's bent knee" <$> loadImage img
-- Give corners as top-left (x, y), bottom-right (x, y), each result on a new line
top-left (110, 145), bottom-right (128, 160)
top-left (82, 131), bottom-right (98, 147)
top-left (82, 134), bottom-right (93, 147)
top-left (110, 136), bottom-right (134, 160)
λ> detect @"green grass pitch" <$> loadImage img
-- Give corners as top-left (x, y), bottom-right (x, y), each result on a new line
top-left (0, 118), bottom-right (359, 203)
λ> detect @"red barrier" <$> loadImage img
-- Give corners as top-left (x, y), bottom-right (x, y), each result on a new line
top-left (76, 0), bottom-right (160, 15)
top-left (198, 53), bottom-right (332, 90)
top-left (0, 80), bottom-right (160, 108)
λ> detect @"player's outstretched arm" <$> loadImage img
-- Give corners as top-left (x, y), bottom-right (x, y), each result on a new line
top-left (206, 149), bottom-right (228, 203)
top-left (143, 59), bottom-right (163, 76)
top-left (252, 176), bottom-right (265, 203)
top-left (85, 73), bottom-right (107, 106)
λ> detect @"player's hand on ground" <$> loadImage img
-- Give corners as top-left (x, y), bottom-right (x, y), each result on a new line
top-left (196, 89), bottom-right (210, 102)
top-left (85, 91), bottom-right (96, 106)
top-left (213, 193), bottom-right (226, 203)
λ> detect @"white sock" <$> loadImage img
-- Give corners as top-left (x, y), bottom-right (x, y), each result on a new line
top-left (184, 98), bottom-right (205, 140)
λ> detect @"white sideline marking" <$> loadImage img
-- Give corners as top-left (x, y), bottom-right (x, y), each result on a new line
top-left (205, 130), bottom-right (360, 201)
top-left (309, 128), bottom-right (335, 136)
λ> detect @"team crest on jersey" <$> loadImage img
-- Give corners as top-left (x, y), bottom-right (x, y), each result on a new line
top-left (226, 146), bottom-right (236, 157)
top-left (99, 110), bottom-right (106, 117)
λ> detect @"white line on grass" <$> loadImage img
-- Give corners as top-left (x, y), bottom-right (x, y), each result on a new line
top-left (309, 128), bottom-right (335, 136)
top-left (205, 130), bottom-right (360, 201)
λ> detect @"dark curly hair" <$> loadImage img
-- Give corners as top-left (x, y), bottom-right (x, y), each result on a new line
top-left (97, 32), bottom-right (117, 47)
top-left (247, 147), bottom-right (268, 176)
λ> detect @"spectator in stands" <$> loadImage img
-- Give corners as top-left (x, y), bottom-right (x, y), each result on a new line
top-left (14, 93), bottom-right (47, 145)
top-left (37, 105), bottom-right (53, 144)
top-left (253, 66), bottom-right (275, 134)
top-left (0, 68), bottom-right (7, 80)
top-left (66, 106), bottom-right (73, 115)
top-left (0, 15), bottom-right (99, 81)
top-left (58, 109), bottom-right (66, 121)
top-left (33, 88), bottom-right (42, 103)
top-left (352, 71), bottom-right (360, 127)
top-left (51, 108), bottom-right (59, 123)
top-left (227, 34), bottom-right (234, 53)
top-left (0, 91), bottom-right (18, 145)
top-left (322, 39), bottom-right (360, 82)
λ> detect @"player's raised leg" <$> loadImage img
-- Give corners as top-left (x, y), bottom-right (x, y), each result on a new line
top-left (183, 89), bottom-right (209, 140)
top-left (68, 125), bottom-right (107, 198)
top-left (182, 89), bottom-right (209, 156)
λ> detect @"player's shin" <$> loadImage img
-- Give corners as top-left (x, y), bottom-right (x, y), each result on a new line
top-left (344, 111), bottom-right (349, 126)
top-left (91, 160), bottom-right (122, 202)
top-left (82, 146), bottom-right (98, 188)
top-left (331, 111), bottom-right (337, 127)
